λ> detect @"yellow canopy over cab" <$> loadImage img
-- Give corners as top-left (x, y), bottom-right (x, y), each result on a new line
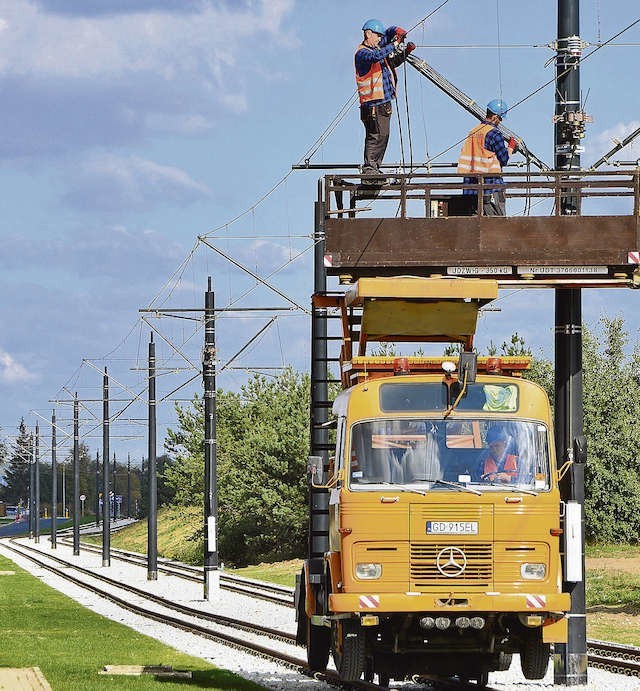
top-left (344, 276), bottom-right (498, 346)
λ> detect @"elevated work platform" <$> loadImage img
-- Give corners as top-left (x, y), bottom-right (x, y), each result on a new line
top-left (323, 171), bottom-right (640, 288)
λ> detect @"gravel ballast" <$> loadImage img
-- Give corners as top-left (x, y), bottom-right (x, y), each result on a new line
top-left (1, 537), bottom-right (638, 690)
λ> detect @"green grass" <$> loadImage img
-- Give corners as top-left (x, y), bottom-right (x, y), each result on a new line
top-left (0, 553), bottom-right (265, 690)
top-left (85, 506), bottom-right (203, 565)
top-left (228, 560), bottom-right (302, 588)
top-left (586, 542), bottom-right (640, 558)
top-left (586, 568), bottom-right (640, 612)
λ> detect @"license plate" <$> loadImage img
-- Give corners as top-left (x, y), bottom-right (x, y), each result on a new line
top-left (426, 521), bottom-right (478, 535)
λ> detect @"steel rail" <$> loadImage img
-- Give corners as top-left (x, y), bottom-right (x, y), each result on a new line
top-left (1, 539), bottom-right (386, 690)
top-left (59, 537), bottom-right (296, 606)
top-left (46, 538), bottom-right (640, 680)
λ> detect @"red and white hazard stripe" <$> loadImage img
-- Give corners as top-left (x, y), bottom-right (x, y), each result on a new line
top-left (526, 594), bottom-right (547, 609)
top-left (324, 254), bottom-right (333, 268)
top-left (359, 595), bottom-right (380, 609)
top-left (628, 251), bottom-right (640, 265)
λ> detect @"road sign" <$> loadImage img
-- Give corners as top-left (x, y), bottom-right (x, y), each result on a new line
top-left (80, 494), bottom-right (86, 502)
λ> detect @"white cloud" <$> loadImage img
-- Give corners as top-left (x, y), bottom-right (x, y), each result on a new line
top-left (64, 153), bottom-right (211, 210)
top-left (0, 0), bottom-right (294, 80)
top-left (587, 120), bottom-right (640, 161)
top-left (0, 349), bottom-right (35, 382)
top-left (0, 0), bottom-right (296, 154)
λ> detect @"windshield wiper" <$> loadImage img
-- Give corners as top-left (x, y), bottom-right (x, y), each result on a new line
top-left (481, 481), bottom-right (538, 496)
top-left (411, 478), bottom-right (482, 496)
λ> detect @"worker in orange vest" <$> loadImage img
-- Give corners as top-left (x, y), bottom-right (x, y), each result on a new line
top-left (457, 99), bottom-right (518, 215)
top-left (476, 425), bottom-right (519, 483)
top-left (355, 19), bottom-right (415, 179)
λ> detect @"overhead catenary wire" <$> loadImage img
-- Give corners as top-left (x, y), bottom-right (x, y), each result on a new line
top-left (495, 0), bottom-right (503, 101)
top-left (422, 14), bottom-right (640, 167)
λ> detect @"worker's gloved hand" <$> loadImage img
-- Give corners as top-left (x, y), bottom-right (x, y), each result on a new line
top-left (394, 27), bottom-right (408, 42)
top-left (405, 41), bottom-right (416, 54)
top-left (508, 136), bottom-right (518, 153)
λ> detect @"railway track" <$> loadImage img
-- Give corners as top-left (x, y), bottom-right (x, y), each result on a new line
top-left (2, 538), bottom-right (507, 690)
top-left (587, 639), bottom-right (640, 676)
top-left (58, 537), bottom-right (295, 607)
top-left (0, 538), bottom-right (381, 690)
top-left (27, 537), bottom-right (640, 684)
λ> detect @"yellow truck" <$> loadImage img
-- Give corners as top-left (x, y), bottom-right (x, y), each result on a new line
top-left (296, 277), bottom-right (573, 687)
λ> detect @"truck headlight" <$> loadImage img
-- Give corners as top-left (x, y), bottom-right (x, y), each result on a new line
top-left (521, 563), bottom-right (546, 580)
top-left (356, 563), bottom-right (382, 579)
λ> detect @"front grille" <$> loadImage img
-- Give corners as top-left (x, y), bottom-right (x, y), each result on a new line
top-left (410, 542), bottom-right (493, 587)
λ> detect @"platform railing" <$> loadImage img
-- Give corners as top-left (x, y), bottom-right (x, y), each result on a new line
top-left (326, 169), bottom-right (640, 220)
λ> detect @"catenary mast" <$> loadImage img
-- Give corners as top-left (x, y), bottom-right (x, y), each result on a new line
top-left (553, 0), bottom-right (588, 685)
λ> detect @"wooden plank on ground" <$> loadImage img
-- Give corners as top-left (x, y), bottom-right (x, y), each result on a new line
top-left (0, 667), bottom-right (52, 690)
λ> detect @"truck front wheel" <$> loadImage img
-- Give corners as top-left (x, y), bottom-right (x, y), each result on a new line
top-left (520, 630), bottom-right (550, 680)
top-left (331, 619), bottom-right (366, 681)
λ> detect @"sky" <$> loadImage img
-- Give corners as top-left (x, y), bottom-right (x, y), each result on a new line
top-left (1, 0), bottom-right (639, 470)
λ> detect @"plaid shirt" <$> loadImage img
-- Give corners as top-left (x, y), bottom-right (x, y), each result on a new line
top-left (463, 121), bottom-right (509, 195)
top-left (355, 41), bottom-right (397, 106)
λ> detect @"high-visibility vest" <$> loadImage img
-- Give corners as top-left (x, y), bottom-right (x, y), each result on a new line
top-left (355, 45), bottom-right (392, 105)
top-left (457, 123), bottom-right (503, 175)
top-left (482, 453), bottom-right (518, 480)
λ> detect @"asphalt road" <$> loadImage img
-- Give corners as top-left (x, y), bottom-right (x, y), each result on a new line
top-left (0, 518), bottom-right (54, 538)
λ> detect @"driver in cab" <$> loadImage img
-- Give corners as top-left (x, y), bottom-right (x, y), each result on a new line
top-left (476, 426), bottom-right (518, 483)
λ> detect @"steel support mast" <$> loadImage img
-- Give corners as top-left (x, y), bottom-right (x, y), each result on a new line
top-left (203, 277), bottom-right (218, 599)
top-left (553, 0), bottom-right (588, 685)
top-left (73, 396), bottom-right (80, 555)
top-left (148, 333), bottom-right (158, 580)
top-left (102, 369), bottom-right (110, 566)
top-left (51, 410), bottom-right (57, 549)
top-left (34, 424), bottom-right (40, 544)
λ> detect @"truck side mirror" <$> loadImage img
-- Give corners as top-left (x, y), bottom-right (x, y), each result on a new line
top-left (458, 351), bottom-right (477, 384)
top-left (307, 455), bottom-right (325, 484)
top-left (573, 435), bottom-right (587, 464)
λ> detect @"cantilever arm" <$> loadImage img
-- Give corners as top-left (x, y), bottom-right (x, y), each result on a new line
top-left (590, 125), bottom-right (640, 170)
top-left (406, 53), bottom-right (551, 172)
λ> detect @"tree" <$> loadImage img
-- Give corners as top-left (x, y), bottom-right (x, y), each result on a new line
top-left (3, 418), bottom-right (32, 505)
top-left (164, 368), bottom-right (310, 566)
top-left (581, 317), bottom-right (640, 542)
top-left (497, 321), bottom-right (640, 542)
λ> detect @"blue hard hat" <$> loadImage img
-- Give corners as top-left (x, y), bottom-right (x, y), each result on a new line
top-left (362, 18), bottom-right (385, 35)
top-left (487, 98), bottom-right (509, 119)
top-left (487, 426), bottom-right (509, 444)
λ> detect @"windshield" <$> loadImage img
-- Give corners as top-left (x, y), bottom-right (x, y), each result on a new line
top-left (349, 418), bottom-right (550, 492)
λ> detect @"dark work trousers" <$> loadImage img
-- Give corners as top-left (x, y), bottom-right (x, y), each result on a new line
top-left (469, 189), bottom-right (507, 216)
top-left (482, 189), bottom-right (506, 216)
top-left (360, 101), bottom-right (392, 174)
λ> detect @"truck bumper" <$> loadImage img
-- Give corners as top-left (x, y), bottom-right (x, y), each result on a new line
top-left (329, 591), bottom-right (570, 614)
